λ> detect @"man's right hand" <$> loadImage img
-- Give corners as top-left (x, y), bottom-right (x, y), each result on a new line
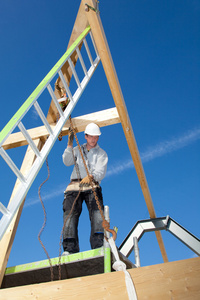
top-left (68, 128), bottom-right (74, 147)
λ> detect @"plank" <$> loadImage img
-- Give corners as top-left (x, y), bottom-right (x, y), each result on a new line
top-left (0, 257), bottom-right (199, 299)
top-left (2, 107), bottom-right (120, 150)
top-left (132, 257), bottom-right (200, 299)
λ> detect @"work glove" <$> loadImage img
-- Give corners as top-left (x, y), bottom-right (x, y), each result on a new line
top-left (79, 175), bottom-right (93, 187)
top-left (68, 128), bottom-right (74, 147)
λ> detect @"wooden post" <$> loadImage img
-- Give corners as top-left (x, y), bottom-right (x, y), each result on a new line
top-left (83, 0), bottom-right (168, 262)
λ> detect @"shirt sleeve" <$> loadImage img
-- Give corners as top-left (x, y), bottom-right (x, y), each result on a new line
top-left (62, 146), bottom-right (74, 166)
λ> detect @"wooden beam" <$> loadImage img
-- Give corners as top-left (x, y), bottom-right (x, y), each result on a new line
top-left (84, 0), bottom-right (168, 262)
top-left (2, 107), bottom-right (119, 150)
top-left (0, 257), bottom-right (199, 299)
top-left (46, 2), bottom-right (89, 123)
top-left (0, 139), bottom-right (42, 287)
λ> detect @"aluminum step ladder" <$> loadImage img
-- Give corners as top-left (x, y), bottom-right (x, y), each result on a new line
top-left (0, 25), bottom-right (100, 241)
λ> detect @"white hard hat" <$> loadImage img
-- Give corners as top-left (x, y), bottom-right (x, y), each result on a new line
top-left (84, 123), bottom-right (101, 136)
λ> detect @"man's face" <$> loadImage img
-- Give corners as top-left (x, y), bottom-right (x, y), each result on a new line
top-left (85, 134), bottom-right (99, 149)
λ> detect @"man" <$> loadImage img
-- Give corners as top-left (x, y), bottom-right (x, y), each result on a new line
top-left (62, 122), bottom-right (108, 255)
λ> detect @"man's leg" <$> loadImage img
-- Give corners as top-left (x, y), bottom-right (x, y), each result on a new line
top-left (85, 187), bottom-right (104, 249)
top-left (63, 191), bottom-right (82, 253)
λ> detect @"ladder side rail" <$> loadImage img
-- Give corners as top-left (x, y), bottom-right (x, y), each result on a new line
top-left (166, 218), bottom-right (200, 256)
top-left (18, 122), bottom-right (41, 158)
top-left (88, 56), bottom-right (101, 74)
top-left (33, 101), bottom-right (53, 135)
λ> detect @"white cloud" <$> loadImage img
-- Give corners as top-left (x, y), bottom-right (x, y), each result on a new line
top-left (141, 127), bottom-right (200, 162)
top-left (25, 184), bottom-right (65, 207)
top-left (106, 126), bottom-right (200, 177)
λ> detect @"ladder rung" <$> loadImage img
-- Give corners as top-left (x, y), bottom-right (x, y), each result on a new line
top-left (0, 203), bottom-right (10, 216)
top-left (0, 148), bottom-right (26, 183)
top-left (89, 32), bottom-right (99, 59)
top-left (34, 101), bottom-right (53, 135)
top-left (76, 47), bottom-right (88, 76)
top-left (47, 84), bottom-right (64, 118)
top-left (58, 70), bottom-right (73, 102)
top-left (18, 122), bottom-right (41, 157)
top-left (68, 57), bottom-right (81, 88)
top-left (81, 56), bottom-right (100, 89)
top-left (83, 38), bottom-right (94, 66)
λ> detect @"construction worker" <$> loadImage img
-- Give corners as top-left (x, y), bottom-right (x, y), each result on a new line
top-left (62, 123), bottom-right (108, 255)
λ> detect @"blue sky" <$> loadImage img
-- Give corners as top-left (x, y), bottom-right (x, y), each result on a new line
top-left (0, 0), bottom-right (199, 270)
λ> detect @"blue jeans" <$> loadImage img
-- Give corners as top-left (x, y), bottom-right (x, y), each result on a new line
top-left (62, 187), bottom-right (104, 253)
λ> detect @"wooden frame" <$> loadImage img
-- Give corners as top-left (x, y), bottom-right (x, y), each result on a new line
top-left (0, 0), bottom-right (173, 295)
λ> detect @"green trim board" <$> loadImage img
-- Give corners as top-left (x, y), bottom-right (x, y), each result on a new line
top-left (104, 247), bottom-right (111, 273)
top-left (5, 247), bottom-right (104, 275)
top-left (0, 26), bottom-right (91, 146)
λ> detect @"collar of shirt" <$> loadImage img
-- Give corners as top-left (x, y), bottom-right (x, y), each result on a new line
top-left (83, 143), bottom-right (100, 153)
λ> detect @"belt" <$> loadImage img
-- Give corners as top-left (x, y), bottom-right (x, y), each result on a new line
top-left (70, 179), bottom-right (82, 183)
top-left (70, 179), bottom-right (99, 185)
